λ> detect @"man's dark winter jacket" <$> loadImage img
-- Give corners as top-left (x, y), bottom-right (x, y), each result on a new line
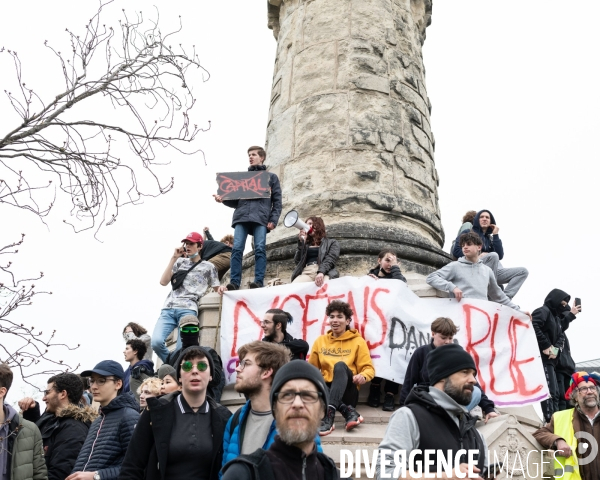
top-left (262, 332), bottom-right (309, 361)
top-left (291, 238), bottom-right (340, 282)
top-left (368, 265), bottom-right (407, 283)
top-left (221, 436), bottom-right (340, 480)
top-left (398, 342), bottom-right (496, 415)
top-left (23, 402), bottom-right (96, 480)
top-left (118, 392), bottom-right (232, 480)
top-left (72, 392), bottom-right (139, 480)
top-left (452, 209), bottom-right (504, 260)
top-left (223, 165), bottom-right (282, 229)
top-left (405, 386), bottom-right (486, 473)
top-left (532, 288), bottom-right (572, 366)
top-left (165, 345), bottom-right (225, 402)
top-left (202, 230), bottom-right (232, 261)
top-left (124, 359), bottom-right (154, 395)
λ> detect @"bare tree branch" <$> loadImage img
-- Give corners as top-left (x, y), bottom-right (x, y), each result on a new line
top-left (0, 0), bottom-right (210, 234)
top-left (0, 235), bottom-right (80, 388)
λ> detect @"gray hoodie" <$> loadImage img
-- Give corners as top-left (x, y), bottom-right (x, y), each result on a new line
top-left (375, 387), bottom-right (488, 479)
top-left (426, 257), bottom-right (521, 311)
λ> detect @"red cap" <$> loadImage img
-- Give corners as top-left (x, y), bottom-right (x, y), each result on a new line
top-left (181, 232), bottom-right (203, 244)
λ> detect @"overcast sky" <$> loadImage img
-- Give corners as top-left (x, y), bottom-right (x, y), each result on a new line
top-left (1, 1), bottom-right (597, 399)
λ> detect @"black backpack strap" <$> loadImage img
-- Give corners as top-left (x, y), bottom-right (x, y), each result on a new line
top-left (222, 450), bottom-right (274, 480)
top-left (229, 407), bottom-right (243, 437)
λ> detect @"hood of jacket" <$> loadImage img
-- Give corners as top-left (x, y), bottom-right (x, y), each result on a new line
top-left (325, 328), bottom-right (361, 342)
top-left (3, 402), bottom-right (18, 423)
top-left (248, 165), bottom-right (267, 171)
top-left (132, 359), bottom-right (155, 374)
top-left (57, 403), bottom-right (98, 424)
top-left (100, 390), bottom-right (139, 414)
top-left (543, 288), bottom-right (570, 311)
top-left (472, 209), bottom-right (496, 234)
top-left (405, 385), bottom-right (468, 416)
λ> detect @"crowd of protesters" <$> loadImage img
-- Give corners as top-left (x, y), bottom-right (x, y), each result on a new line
top-left (0, 150), bottom-right (591, 480)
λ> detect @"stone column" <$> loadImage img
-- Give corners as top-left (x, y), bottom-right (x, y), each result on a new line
top-left (245, 0), bottom-right (448, 284)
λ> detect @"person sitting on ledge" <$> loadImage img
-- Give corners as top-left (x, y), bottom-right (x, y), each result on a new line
top-left (308, 300), bottom-right (374, 436)
top-left (452, 209), bottom-right (528, 300)
top-left (450, 209), bottom-right (476, 259)
top-left (291, 216), bottom-right (340, 287)
top-left (261, 308), bottom-right (309, 361)
top-left (367, 249), bottom-right (406, 411)
top-left (202, 226), bottom-right (234, 281)
top-left (426, 232), bottom-right (530, 318)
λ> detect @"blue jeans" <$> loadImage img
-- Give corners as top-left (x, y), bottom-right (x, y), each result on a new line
top-left (466, 385), bottom-right (482, 412)
top-left (230, 222), bottom-right (267, 287)
top-left (152, 308), bottom-right (195, 362)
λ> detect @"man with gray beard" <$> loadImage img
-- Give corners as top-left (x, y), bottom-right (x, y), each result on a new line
top-left (221, 361), bottom-right (340, 480)
top-left (375, 344), bottom-right (488, 480)
top-left (534, 371), bottom-right (600, 480)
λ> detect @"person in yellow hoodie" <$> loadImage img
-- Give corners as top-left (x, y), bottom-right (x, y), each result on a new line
top-left (308, 300), bottom-right (375, 436)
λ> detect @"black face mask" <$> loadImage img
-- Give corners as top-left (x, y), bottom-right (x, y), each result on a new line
top-left (181, 331), bottom-right (200, 349)
top-left (560, 303), bottom-right (571, 313)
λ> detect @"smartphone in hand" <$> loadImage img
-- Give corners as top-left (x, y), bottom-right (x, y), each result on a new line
top-left (575, 297), bottom-right (581, 313)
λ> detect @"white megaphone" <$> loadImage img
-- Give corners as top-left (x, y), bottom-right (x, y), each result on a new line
top-left (283, 210), bottom-right (313, 234)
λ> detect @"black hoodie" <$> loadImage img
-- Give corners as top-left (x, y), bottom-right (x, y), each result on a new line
top-left (452, 209), bottom-right (504, 259)
top-left (532, 288), bottom-right (572, 366)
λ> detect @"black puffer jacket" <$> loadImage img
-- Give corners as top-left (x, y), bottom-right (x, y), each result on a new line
top-left (72, 393), bottom-right (139, 479)
top-left (291, 238), bottom-right (340, 282)
top-left (532, 288), bottom-right (571, 366)
top-left (23, 403), bottom-right (96, 480)
top-left (223, 165), bottom-right (282, 228)
top-left (118, 393), bottom-right (232, 480)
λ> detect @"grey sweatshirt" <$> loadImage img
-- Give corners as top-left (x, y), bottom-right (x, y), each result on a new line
top-left (375, 387), bottom-right (488, 479)
top-left (426, 257), bottom-right (521, 311)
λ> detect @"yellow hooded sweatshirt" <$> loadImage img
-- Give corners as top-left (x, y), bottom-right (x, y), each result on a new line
top-left (308, 328), bottom-right (375, 385)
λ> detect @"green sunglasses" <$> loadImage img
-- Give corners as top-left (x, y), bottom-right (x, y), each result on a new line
top-left (181, 360), bottom-right (208, 373)
top-left (180, 325), bottom-right (201, 334)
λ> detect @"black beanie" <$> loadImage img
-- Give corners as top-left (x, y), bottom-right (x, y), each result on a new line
top-left (270, 360), bottom-right (329, 418)
top-left (427, 343), bottom-right (477, 386)
top-left (174, 346), bottom-right (219, 388)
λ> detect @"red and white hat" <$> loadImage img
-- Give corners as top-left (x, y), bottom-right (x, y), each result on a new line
top-left (181, 232), bottom-right (203, 244)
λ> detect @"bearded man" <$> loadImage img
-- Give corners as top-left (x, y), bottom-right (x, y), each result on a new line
top-left (375, 343), bottom-right (488, 480)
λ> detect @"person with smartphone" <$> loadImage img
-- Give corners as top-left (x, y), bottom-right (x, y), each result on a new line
top-left (532, 289), bottom-right (581, 423)
top-left (451, 209), bottom-right (529, 300)
top-left (152, 232), bottom-right (219, 362)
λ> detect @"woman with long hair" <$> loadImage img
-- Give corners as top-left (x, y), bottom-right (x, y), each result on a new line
top-left (122, 322), bottom-right (153, 360)
top-left (291, 216), bottom-right (340, 286)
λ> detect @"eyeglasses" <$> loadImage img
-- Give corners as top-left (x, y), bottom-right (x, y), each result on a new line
top-left (180, 326), bottom-right (201, 334)
top-left (577, 386), bottom-right (597, 394)
top-left (260, 320), bottom-right (273, 326)
top-left (89, 377), bottom-right (116, 386)
top-left (43, 389), bottom-right (55, 396)
top-left (275, 391), bottom-right (322, 404)
top-left (181, 360), bottom-right (208, 373)
top-left (236, 360), bottom-right (259, 371)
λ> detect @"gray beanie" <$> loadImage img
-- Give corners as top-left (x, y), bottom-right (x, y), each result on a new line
top-left (157, 364), bottom-right (177, 381)
top-left (270, 360), bottom-right (329, 418)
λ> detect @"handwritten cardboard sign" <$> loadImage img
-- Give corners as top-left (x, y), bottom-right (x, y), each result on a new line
top-left (220, 276), bottom-right (549, 407)
top-left (216, 171), bottom-right (271, 200)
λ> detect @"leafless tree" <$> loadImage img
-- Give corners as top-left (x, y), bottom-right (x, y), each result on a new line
top-left (0, 0), bottom-right (210, 233)
top-left (0, 1), bottom-right (210, 385)
top-left (0, 235), bottom-right (80, 387)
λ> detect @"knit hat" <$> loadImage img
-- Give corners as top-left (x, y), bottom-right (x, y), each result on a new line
top-left (174, 346), bottom-right (218, 388)
top-left (270, 360), bottom-right (329, 418)
top-left (157, 364), bottom-right (177, 381)
top-left (564, 371), bottom-right (600, 399)
top-left (427, 343), bottom-right (477, 386)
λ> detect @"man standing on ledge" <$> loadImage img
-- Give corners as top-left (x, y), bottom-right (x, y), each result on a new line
top-left (215, 146), bottom-right (282, 292)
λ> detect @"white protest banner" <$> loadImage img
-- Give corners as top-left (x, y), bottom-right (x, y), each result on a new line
top-left (220, 276), bottom-right (549, 407)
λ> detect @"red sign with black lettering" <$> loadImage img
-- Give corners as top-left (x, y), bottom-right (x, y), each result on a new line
top-left (216, 171), bottom-right (271, 200)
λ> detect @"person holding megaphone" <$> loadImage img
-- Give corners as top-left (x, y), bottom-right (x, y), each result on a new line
top-left (290, 216), bottom-right (340, 286)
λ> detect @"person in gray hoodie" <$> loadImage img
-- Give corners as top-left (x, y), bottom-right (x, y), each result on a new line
top-left (427, 232), bottom-right (530, 318)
